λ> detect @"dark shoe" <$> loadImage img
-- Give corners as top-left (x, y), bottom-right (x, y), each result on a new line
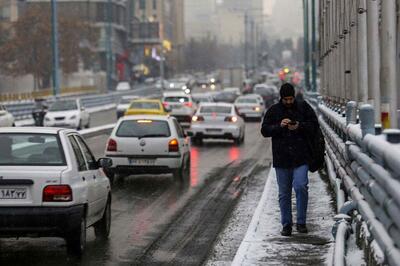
top-left (280, 225), bottom-right (292, 236)
top-left (296, 224), bottom-right (308, 233)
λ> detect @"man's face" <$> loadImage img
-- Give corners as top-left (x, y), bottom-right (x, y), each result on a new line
top-left (282, 96), bottom-right (295, 108)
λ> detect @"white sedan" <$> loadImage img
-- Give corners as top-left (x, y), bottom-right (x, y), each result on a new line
top-left (234, 95), bottom-right (265, 120)
top-left (0, 105), bottom-right (15, 127)
top-left (0, 127), bottom-right (112, 255)
top-left (44, 99), bottom-right (90, 130)
top-left (188, 103), bottom-right (245, 145)
top-left (105, 115), bottom-right (191, 181)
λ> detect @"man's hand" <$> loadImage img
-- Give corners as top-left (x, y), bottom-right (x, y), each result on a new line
top-left (280, 118), bottom-right (291, 128)
top-left (288, 121), bottom-right (299, 131)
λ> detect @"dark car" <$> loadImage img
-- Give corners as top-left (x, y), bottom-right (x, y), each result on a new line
top-left (213, 91), bottom-right (238, 103)
top-left (253, 84), bottom-right (279, 108)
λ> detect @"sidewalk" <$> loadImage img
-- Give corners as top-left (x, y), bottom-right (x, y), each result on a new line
top-left (232, 169), bottom-right (335, 265)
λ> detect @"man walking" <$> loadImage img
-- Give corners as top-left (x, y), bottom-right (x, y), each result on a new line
top-left (261, 83), bottom-right (318, 236)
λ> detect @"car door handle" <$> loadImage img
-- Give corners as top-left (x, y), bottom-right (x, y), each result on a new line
top-left (93, 175), bottom-right (96, 180)
top-left (82, 177), bottom-right (86, 181)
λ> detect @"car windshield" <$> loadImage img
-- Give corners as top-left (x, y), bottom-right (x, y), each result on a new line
top-left (0, 133), bottom-right (66, 166)
top-left (193, 97), bottom-right (211, 103)
top-left (49, 100), bottom-right (78, 111)
top-left (200, 106), bottom-right (232, 114)
top-left (236, 98), bottom-right (258, 104)
top-left (116, 120), bottom-right (171, 138)
top-left (164, 96), bottom-right (189, 103)
top-left (120, 98), bottom-right (135, 104)
top-left (129, 102), bottom-right (160, 109)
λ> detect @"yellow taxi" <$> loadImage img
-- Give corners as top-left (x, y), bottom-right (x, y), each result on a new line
top-left (124, 99), bottom-right (169, 116)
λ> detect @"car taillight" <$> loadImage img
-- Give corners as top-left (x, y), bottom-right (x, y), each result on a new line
top-left (163, 102), bottom-right (169, 108)
top-left (169, 138), bottom-right (179, 152)
top-left (43, 185), bottom-right (72, 202)
top-left (192, 115), bottom-right (204, 122)
top-left (184, 102), bottom-right (193, 108)
top-left (107, 138), bottom-right (117, 152)
top-left (225, 116), bottom-right (238, 123)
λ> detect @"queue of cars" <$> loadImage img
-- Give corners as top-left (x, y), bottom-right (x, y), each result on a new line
top-left (0, 77), bottom-right (279, 256)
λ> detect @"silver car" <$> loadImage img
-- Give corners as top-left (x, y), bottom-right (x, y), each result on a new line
top-left (234, 94), bottom-right (265, 120)
top-left (188, 103), bottom-right (245, 145)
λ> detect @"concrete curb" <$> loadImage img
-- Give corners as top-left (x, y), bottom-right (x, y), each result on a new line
top-left (231, 168), bottom-right (275, 266)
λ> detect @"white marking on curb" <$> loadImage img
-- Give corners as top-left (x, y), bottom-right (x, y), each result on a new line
top-left (231, 168), bottom-right (275, 266)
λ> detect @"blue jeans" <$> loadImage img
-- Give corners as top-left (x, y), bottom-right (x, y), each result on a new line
top-left (275, 164), bottom-right (309, 227)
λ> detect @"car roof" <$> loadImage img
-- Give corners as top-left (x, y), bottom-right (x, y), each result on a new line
top-left (163, 91), bottom-right (189, 97)
top-left (130, 98), bottom-right (162, 103)
top-left (122, 95), bottom-right (139, 99)
top-left (199, 102), bottom-right (233, 107)
top-left (119, 115), bottom-right (171, 121)
top-left (237, 94), bottom-right (261, 99)
top-left (0, 127), bottom-right (76, 135)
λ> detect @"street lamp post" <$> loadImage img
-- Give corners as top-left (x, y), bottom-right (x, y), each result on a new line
top-left (106, 0), bottom-right (113, 92)
top-left (51, 0), bottom-right (60, 96)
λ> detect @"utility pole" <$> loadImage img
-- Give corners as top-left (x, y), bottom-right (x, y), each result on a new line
top-left (380, 0), bottom-right (398, 128)
top-left (244, 11), bottom-right (248, 78)
top-left (303, 0), bottom-right (310, 91)
top-left (367, 0), bottom-right (380, 122)
top-left (106, 0), bottom-right (113, 92)
top-left (311, 0), bottom-right (317, 92)
top-left (51, 0), bottom-right (60, 96)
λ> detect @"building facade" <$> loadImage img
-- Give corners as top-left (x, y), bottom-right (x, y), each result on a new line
top-left (129, 0), bottom-right (184, 77)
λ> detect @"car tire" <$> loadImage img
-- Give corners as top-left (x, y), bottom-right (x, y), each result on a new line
top-left (241, 130), bottom-right (245, 143)
top-left (85, 118), bottom-right (90, 129)
top-left (66, 215), bottom-right (86, 256)
top-left (173, 165), bottom-right (184, 182)
top-left (77, 120), bottom-right (82, 130)
top-left (94, 197), bottom-right (111, 240)
top-left (191, 137), bottom-right (203, 146)
top-left (12, 123), bottom-right (15, 127)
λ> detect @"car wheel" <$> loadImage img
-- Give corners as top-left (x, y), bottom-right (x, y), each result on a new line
top-left (85, 118), bottom-right (90, 129)
top-left (66, 215), bottom-right (86, 256)
top-left (173, 165), bottom-right (184, 182)
top-left (12, 123), bottom-right (15, 127)
top-left (241, 130), bottom-right (245, 143)
top-left (77, 120), bottom-right (82, 130)
top-left (184, 156), bottom-right (191, 180)
top-left (94, 197), bottom-right (111, 240)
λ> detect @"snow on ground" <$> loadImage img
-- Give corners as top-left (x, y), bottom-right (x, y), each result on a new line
top-left (209, 167), bottom-right (336, 266)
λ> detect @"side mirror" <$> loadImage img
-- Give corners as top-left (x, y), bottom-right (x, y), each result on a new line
top-left (98, 158), bottom-right (112, 169)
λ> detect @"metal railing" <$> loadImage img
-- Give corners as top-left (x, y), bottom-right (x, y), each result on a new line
top-left (307, 94), bottom-right (400, 265)
top-left (3, 85), bottom-right (160, 122)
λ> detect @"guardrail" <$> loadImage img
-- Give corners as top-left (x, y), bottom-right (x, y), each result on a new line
top-left (4, 85), bottom-right (160, 122)
top-left (307, 93), bottom-right (400, 266)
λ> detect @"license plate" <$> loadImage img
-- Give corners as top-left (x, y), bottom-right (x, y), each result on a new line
top-left (206, 128), bottom-right (222, 132)
top-left (0, 188), bottom-right (27, 199)
top-left (128, 159), bottom-right (155, 166)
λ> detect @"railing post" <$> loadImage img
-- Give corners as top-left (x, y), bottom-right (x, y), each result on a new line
top-left (346, 101), bottom-right (357, 125)
top-left (359, 104), bottom-right (375, 138)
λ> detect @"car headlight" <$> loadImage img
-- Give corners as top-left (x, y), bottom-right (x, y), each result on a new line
top-left (70, 115), bottom-right (77, 120)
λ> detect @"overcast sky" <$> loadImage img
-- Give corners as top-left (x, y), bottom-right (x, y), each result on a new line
top-left (264, 0), bottom-right (303, 40)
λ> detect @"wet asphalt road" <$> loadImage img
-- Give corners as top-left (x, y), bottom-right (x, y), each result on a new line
top-left (0, 102), bottom-right (271, 265)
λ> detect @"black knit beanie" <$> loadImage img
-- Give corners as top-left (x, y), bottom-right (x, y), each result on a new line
top-left (280, 83), bottom-right (295, 98)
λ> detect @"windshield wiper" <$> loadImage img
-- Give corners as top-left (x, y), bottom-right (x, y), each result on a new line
top-left (137, 134), bottom-right (168, 139)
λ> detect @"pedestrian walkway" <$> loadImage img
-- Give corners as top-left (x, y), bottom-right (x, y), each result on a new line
top-left (232, 169), bottom-right (335, 265)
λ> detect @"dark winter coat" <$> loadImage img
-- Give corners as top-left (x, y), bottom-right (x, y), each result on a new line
top-left (261, 100), bottom-right (319, 169)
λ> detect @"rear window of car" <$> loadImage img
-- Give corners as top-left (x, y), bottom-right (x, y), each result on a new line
top-left (164, 96), bottom-right (189, 103)
top-left (193, 96), bottom-right (211, 103)
top-left (49, 100), bottom-right (78, 111)
top-left (116, 120), bottom-right (171, 138)
top-left (120, 98), bottom-right (134, 104)
top-left (236, 98), bottom-right (258, 103)
top-left (200, 106), bottom-right (232, 114)
top-left (129, 102), bottom-right (160, 109)
top-left (0, 133), bottom-right (66, 166)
